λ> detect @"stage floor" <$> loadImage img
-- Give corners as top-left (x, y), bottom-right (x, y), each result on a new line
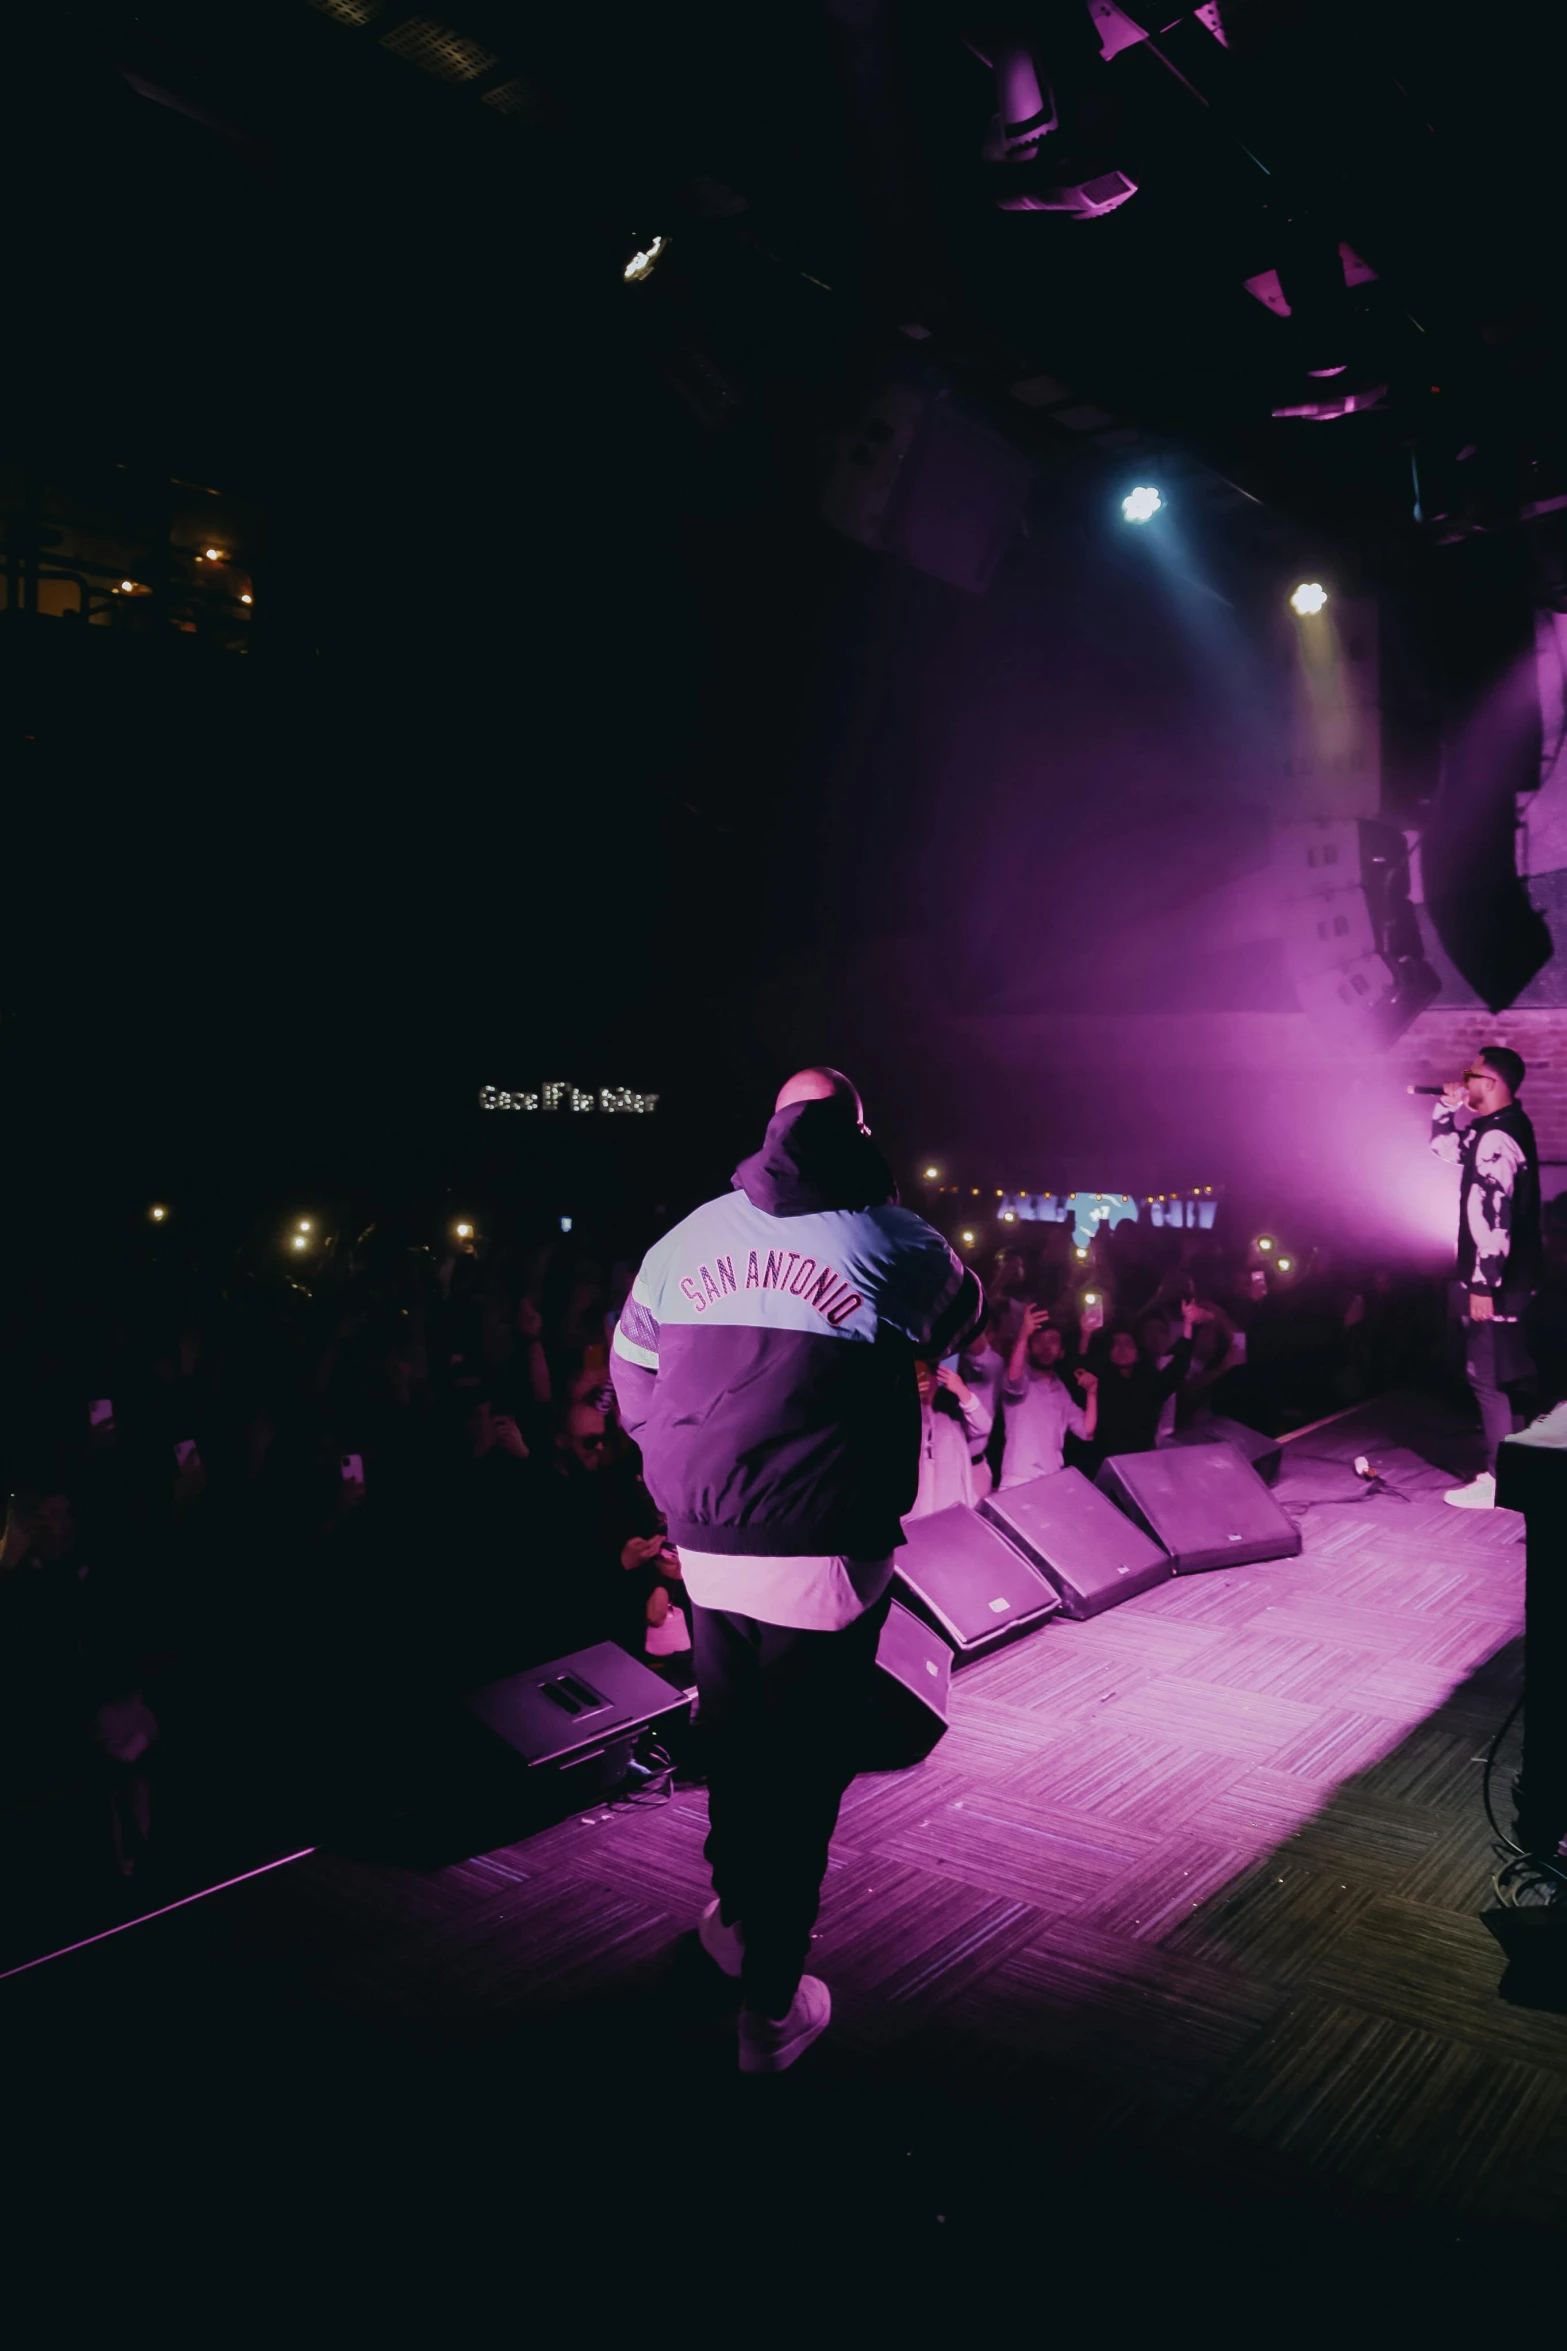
top-left (12, 1394), bottom-right (1567, 2293)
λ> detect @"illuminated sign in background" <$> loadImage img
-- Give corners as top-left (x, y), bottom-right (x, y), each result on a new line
top-left (932, 1181), bottom-right (1221, 1249)
top-left (479, 1083), bottom-right (659, 1114)
top-left (997, 1190), bottom-right (1219, 1244)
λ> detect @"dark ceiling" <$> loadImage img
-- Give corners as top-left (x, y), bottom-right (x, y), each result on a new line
top-left (19, 2), bottom-right (1567, 566)
top-left (8, 0), bottom-right (1567, 1199)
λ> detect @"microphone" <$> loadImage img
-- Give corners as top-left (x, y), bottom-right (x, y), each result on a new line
top-left (1408, 1084), bottom-right (1450, 1096)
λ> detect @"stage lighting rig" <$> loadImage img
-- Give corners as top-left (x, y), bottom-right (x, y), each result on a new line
top-left (1244, 219), bottom-right (1389, 421)
top-left (1122, 485), bottom-right (1163, 523)
top-left (964, 6), bottom-right (1144, 220)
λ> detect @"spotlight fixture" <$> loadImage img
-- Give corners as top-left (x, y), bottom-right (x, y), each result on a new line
top-left (240, 593), bottom-right (253, 606)
top-left (624, 234), bottom-right (666, 284)
top-left (149, 1204), bottom-right (168, 1223)
top-left (455, 1222), bottom-right (474, 1240)
top-left (924, 1165), bottom-right (939, 1180)
top-left (969, 25), bottom-right (1141, 219)
top-left (961, 1230), bottom-right (977, 1247)
top-left (297, 1219), bottom-right (313, 1234)
top-left (204, 547), bottom-right (226, 562)
top-left (1290, 581), bottom-right (1329, 616)
top-left (1122, 486), bottom-right (1163, 524)
top-left (291, 1234), bottom-right (308, 1251)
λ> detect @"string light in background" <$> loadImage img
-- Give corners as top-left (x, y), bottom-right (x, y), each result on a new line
top-left (149, 1204), bottom-right (168, 1223)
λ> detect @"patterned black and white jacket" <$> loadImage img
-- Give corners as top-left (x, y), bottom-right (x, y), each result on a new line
top-left (1431, 1097), bottom-right (1542, 1313)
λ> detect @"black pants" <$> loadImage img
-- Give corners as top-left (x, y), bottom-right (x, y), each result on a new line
top-left (693, 1590), bottom-right (892, 2018)
top-left (1464, 1320), bottom-right (1533, 1471)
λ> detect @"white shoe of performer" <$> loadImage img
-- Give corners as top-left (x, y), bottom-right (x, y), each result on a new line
top-left (697, 1898), bottom-right (745, 1979)
top-left (738, 1976), bottom-right (832, 2075)
top-left (1444, 1471), bottom-right (1497, 1510)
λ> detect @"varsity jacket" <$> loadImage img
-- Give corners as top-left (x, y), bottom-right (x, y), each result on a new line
top-left (1430, 1097), bottom-right (1542, 1310)
top-left (611, 1100), bottom-right (985, 1559)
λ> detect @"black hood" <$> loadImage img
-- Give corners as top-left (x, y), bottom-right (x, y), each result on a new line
top-left (732, 1100), bottom-right (900, 1218)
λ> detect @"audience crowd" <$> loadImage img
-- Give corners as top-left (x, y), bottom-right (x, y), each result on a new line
top-left (0, 1182), bottom-right (1492, 1939)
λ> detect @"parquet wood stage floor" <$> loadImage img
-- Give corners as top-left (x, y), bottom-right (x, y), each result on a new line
top-left (14, 1394), bottom-right (1566, 2284)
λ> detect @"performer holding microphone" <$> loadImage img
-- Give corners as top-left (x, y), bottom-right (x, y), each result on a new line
top-left (1428, 1047), bottom-right (1541, 1508)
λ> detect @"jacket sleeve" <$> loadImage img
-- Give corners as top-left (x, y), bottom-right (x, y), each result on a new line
top-left (879, 1219), bottom-right (985, 1358)
top-left (1152, 1334), bottom-right (1194, 1402)
top-left (1430, 1102), bottom-right (1464, 1165)
top-left (1467, 1126), bottom-right (1526, 1293)
top-left (610, 1268), bottom-right (662, 1443)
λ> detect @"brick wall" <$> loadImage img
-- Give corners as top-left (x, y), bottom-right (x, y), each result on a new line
top-left (939, 1007), bottom-right (1567, 1158)
top-left (1398, 1008), bottom-right (1567, 1164)
top-left (930, 1006), bottom-right (1567, 1196)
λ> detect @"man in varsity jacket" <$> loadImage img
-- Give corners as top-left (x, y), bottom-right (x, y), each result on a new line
top-left (1430, 1043), bottom-right (1542, 1509)
top-left (612, 1067), bottom-right (983, 2072)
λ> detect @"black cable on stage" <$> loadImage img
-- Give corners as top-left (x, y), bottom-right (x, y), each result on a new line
top-left (1483, 1694), bottom-right (1527, 1857)
top-left (612, 1735), bottom-right (679, 1810)
top-left (1279, 1467), bottom-right (1415, 1521)
top-left (1480, 1695), bottom-right (1567, 1906)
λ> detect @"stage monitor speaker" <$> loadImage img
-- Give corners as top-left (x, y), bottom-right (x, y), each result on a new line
top-left (1169, 1417), bottom-right (1284, 1486)
top-left (464, 1642), bottom-right (690, 1791)
top-left (981, 1469), bottom-right (1172, 1620)
top-left (894, 1503), bottom-right (1061, 1660)
top-left (864, 1599), bottom-right (952, 1766)
top-left (1095, 1443), bottom-right (1301, 1575)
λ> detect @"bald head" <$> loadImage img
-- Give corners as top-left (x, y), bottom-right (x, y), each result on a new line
top-left (775, 1067), bottom-right (865, 1124)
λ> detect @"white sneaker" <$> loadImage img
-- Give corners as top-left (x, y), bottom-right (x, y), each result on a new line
top-left (1444, 1471), bottom-right (1497, 1510)
top-left (738, 1976), bottom-right (831, 2075)
top-left (697, 1898), bottom-right (745, 1979)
